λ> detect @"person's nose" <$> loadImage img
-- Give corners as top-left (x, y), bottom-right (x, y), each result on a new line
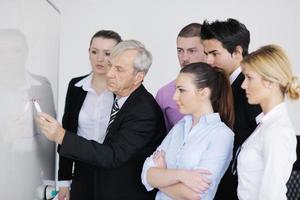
top-left (97, 52), bottom-right (105, 62)
top-left (183, 52), bottom-right (189, 62)
top-left (206, 55), bottom-right (214, 65)
top-left (172, 90), bottom-right (179, 101)
top-left (106, 67), bottom-right (114, 78)
top-left (241, 78), bottom-right (247, 89)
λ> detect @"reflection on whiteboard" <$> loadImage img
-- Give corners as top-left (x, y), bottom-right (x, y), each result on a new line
top-left (0, 29), bottom-right (56, 200)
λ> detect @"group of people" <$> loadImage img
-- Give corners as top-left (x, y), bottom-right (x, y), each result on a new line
top-left (36, 18), bottom-right (300, 200)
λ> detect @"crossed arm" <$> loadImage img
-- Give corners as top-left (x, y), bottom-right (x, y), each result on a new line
top-left (144, 150), bottom-right (211, 200)
top-left (142, 127), bottom-right (234, 200)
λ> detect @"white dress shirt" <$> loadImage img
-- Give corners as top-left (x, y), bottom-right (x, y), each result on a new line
top-left (142, 113), bottom-right (234, 200)
top-left (58, 74), bottom-right (113, 188)
top-left (75, 74), bottom-right (113, 143)
top-left (237, 102), bottom-right (297, 200)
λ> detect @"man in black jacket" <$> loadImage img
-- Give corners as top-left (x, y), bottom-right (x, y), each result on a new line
top-left (200, 18), bottom-right (262, 200)
top-left (37, 40), bottom-right (166, 200)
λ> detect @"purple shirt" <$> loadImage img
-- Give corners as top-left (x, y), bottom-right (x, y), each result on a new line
top-left (155, 80), bottom-right (184, 132)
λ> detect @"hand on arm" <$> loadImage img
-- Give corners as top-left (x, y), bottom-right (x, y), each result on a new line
top-left (147, 150), bottom-right (179, 188)
top-left (147, 150), bottom-right (211, 193)
top-left (153, 169), bottom-right (210, 200)
top-left (177, 169), bottom-right (211, 193)
top-left (141, 127), bottom-right (214, 199)
top-left (153, 150), bottom-right (167, 168)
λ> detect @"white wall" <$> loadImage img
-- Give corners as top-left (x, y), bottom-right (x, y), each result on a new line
top-left (0, 0), bottom-right (60, 109)
top-left (54, 0), bottom-right (300, 134)
top-left (0, 0), bottom-right (60, 197)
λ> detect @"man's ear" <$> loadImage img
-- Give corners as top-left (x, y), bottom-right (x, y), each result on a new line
top-left (233, 45), bottom-right (243, 58)
top-left (134, 71), bottom-right (145, 85)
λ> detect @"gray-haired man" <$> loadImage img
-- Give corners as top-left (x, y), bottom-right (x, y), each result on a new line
top-left (37, 40), bottom-right (166, 200)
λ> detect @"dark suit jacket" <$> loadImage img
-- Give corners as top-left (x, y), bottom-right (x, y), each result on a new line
top-left (58, 75), bottom-right (97, 200)
top-left (59, 84), bottom-right (166, 200)
top-left (58, 75), bottom-right (87, 181)
top-left (214, 72), bottom-right (262, 200)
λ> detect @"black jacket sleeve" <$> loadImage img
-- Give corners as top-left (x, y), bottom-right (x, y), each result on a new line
top-left (59, 95), bottom-right (164, 169)
top-left (58, 79), bottom-right (76, 181)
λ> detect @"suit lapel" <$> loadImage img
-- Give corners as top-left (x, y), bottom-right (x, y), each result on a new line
top-left (73, 86), bottom-right (87, 112)
top-left (231, 72), bottom-right (244, 94)
top-left (104, 85), bottom-right (146, 139)
top-left (67, 79), bottom-right (88, 133)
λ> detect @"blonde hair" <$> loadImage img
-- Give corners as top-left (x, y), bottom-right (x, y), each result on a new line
top-left (242, 44), bottom-right (300, 100)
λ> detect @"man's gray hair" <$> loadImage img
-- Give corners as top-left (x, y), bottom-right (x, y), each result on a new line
top-left (111, 40), bottom-right (152, 74)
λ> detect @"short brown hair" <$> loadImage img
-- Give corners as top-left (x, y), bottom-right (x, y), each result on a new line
top-left (178, 23), bottom-right (202, 38)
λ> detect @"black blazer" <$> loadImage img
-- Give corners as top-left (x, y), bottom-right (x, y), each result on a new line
top-left (58, 75), bottom-right (89, 182)
top-left (214, 72), bottom-right (262, 200)
top-left (59, 84), bottom-right (166, 200)
top-left (232, 73), bottom-right (261, 151)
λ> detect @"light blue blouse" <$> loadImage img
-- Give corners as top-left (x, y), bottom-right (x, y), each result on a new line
top-left (141, 113), bottom-right (234, 200)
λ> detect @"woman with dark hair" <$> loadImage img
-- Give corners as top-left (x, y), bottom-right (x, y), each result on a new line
top-left (141, 62), bottom-right (234, 200)
top-left (57, 30), bottom-right (121, 200)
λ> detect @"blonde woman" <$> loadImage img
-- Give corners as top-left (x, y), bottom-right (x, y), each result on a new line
top-left (237, 44), bottom-right (300, 200)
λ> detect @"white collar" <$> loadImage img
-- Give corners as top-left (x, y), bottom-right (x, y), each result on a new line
top-left (75, 73), bottom-right (96, 93)
top-left (75, 73), bottom-right (117, 97)
top-left (229, 67), bottom-right (242, 84)
top-left (255, 102), bottom-right (286, 125)
top-left (116, 96), bottom-right (129, 109)
top-left (75, 73), bottom-right (130, 107)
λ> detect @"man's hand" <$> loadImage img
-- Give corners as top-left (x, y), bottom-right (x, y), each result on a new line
top-left (36, 112), bottom-right (65, 144)
top-left (58, 187), bottom-right (70, 200)
top-left (177, 169), bottom-right (212, 193)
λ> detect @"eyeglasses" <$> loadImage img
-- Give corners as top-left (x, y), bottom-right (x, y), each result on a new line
top-left (231, 146), bottom-right (242, 175)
